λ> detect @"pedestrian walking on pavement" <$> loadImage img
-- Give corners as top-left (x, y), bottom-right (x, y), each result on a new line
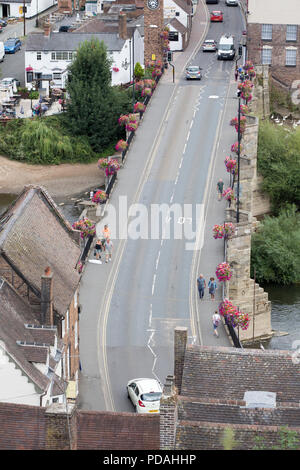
top-left (217, 179), bottom-right (224, 201)
top-left (234, 65), bottom-right (238, 81)
top-left (102, 224), bottom-right (110, 240)
top-left (208, 277), bottom-right (217, 300)
top-left (212, 311), bottom-right (221, 337)
top-left (104, 237), bottom-right (113, 263)
top-left (197, 274), bottom-right (206, 300)
top-left (94, 238), bottom-right (103, 263)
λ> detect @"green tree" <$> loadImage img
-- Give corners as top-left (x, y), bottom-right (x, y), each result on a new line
top-left (251, 204), bottom-right (300, 285)
top-left (134, 62), bottom-right (144, 80)
top-left (67, 38), bottom-right (131, 153)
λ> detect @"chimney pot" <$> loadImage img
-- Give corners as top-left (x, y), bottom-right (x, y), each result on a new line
top-left (41, 268), bottom-right (54, 325)
top-left (119, 11), bottom-right (127, 40)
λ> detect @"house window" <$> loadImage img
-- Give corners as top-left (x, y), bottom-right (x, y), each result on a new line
top-left (286, 48), bottom-right (297, 66)
top-left (51, 52), bottom-right (56, 60)
top-left (261, 47), bottom-right (272, 65)
top-left (175, 11), bottom-right (180, 16)
top-left (286, 25), bottom-right (297, 42)
top-left (37, 51), bottom-right (41, 60)
top-left (261, 24), bottom-right (272, 41)
top-left (75, 321), bottom-right (78, 349)
top-left (53, 73), bottom-right (62, 80)
top-left (51, 51), bottom-right (72, 61)
top-left (27, 72), bottom-right (33, 83)
top-left (169, 32), bottom-right (179, 41)
top-left (62, 318), bottom-right (65, 338)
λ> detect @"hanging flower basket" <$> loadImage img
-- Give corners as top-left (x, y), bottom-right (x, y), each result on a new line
top-left (142, 87), bottom-right (152, 97)
top-left (92, 190), bottom-right (107, 204)
top-left (240, 104), bottom-right (249, 115)
top-left (118, 114), bottom-right (129, 126)
top-left (243, 60), bottom-right (254, 71)
top-left (223, 222), bottom-right (236, 238)
top-left (115, 139), bottom-right (128, 152)
top-left (128, 113), bottom-right (137, 122)
top-left (225, 156), bottom-right (237, 175)
top-left (231, 141), bottom-right (243, 155)
top-left (97, 158), bottom-right (108, 169)
top-left (126, 121), bottom-right (138, 132)
top-left (152, 69), bottom-right (162, 79)
top-left (135, 81), bottom-right (145, 92)
top-left (134, 102), bottom-right (146, 113)
top-left (216, 262), bottom-right (232, 282)
top-left (144, 79), bottom-right (156, 90)
top-left (218, 299), bottom-right (239, 326)
top-left (105, 159), bottom-right (120, 176)
top-left (77, 261), bottom-right (83, 274)
top-left (222, 187), bottom-right (236, 202)
top-left (72, 218), bottom-right (96, 239)
top-left (238, 311), bottom-right (250, 330)
top-left (213, 224), bottom-right (225, 239)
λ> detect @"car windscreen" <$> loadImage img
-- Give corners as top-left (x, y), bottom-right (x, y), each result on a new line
top-left (141, 392), bottom-right (162, 402)
top-left (220, 44), bottom-right (232, 50)
top-left (6, 40), bottom-right (16, 45)
top-left (187, 67), bottom-right (199, 72)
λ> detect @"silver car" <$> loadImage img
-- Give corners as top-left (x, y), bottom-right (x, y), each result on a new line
top-left (185, 65), bottom-right (202, 80)
top-left (226, 0), bottom-right (238, 5)
top-left (202, 39), bottom-right (217, 52)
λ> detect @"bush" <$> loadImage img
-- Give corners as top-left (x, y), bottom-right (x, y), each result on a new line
top-left (257, 121), bottom-right (300, 212)
top-left (251, 205), bottom-right (300, 285)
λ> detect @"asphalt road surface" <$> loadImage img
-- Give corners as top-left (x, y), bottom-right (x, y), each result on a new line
top-left (79, 1), bottom-right (245, 413)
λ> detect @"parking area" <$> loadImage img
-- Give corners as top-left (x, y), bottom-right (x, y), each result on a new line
top-left (0, 46), bottom-right (25, 86)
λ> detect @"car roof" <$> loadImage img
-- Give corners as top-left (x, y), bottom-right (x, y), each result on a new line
top-left (204, 39), bottom-right (215, 43)
top-left (129, 378), bottom-right (162, 393)
top-left (212, 11), bottom-right (222, 13)
top-left (187, 65), bottom-right (200, 69)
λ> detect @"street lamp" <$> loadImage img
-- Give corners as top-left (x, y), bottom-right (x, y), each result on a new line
top-left (36, 0), bottom-right (39, 28)
top-left (236, 89), bottom-right (241, 223)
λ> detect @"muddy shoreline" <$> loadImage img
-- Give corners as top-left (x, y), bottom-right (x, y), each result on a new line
top-left (0, 155), bottom-right (105, 198)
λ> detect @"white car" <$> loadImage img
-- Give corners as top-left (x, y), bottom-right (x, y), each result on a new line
top-left (226, 0), bottom-right (238, 5)
top-left (1, 77), bottom-right (20, 88)
top-left (127, 378), bottom-right (162, 413)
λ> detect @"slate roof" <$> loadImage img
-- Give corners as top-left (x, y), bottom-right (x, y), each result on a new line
top-left (25, 32), bottom-right (126, 52)
top-left (174, 345), bottom-right (300, 449)
top-left (0, 185), bottom-right (80, 317)
top-left (168, 17), bottom-right (188, 34)
top-left (0, 402), bottom-right (46, 450)
top-left (0, 277), bottom-right (61, 393)
top-left (173, 0), bottom-right (192, 14)
top-left (77, 410), bottom-right (160, 449)
top-left (180, 345), bottom-right (300, 403)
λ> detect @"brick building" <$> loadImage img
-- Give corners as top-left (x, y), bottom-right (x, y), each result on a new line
top-left (247, 0), bottom-right (300, 87)
top-left (160, 328), bottom-right (300, 450)
top-left (0, 185), bottom-right (81, 398)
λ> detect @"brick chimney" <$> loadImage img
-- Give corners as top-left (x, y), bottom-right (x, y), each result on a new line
top-left (160, 375), bottom-right (177, 450)
top-left (44, 20), bottom-right (52, 37)
top-left (174, 327), bottom-right (187, 394)
top-left (118, 11), bottom-right (127, 40)
top-left (41, 266), bottom-right (54, 325)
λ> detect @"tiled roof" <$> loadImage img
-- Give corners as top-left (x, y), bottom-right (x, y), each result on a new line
top-left (77, 410), bottom-right (160, 449)
top-left (0, 402), bottom-right (46, 450)
top-left (25, 32), bottom-right (126, 52)
top-left (0, 277), bottom-right (63, 394)
top-left (0, 186), bottom-right (80, 317)
top-left (168, 17), bottom-right (188, 34)
top-left (173, 0), bottom-right (192, 14)
top-left (181, 345), bottom-right (300, 403)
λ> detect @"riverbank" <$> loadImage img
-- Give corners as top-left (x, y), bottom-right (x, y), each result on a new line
top-left (0, 155), bottom-right (104, 198)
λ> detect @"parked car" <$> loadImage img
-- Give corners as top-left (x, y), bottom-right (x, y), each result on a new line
top-left (1, 77), bottom-right (20, 87)
top-left (202, 39), bottom-right (217, 52)
top-left (185, 65), bottom-right (202, 80)
top-left (0, 19), bottom-right (7, 27)
top-left (0, 42), bottom-right (4, 62)
top-left (206, 0), bottom-right (219, 3)
top-left (127, 378), bottom-right (162, 413)
top-left (4, 38), bottom-right (22, 53)
top-left (0, 25), bottom-right (2, 33)
top-left (226, 0), bottom-right (238, 5)
top-left (210, 11), bottom-right (223, 22)
top-left (59, 25), bottom-right (71, 32)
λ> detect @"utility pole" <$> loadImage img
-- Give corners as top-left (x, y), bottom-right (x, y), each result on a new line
top-left (23, 0), bottom-right (26, 36)
top-left (236, 89), bottom-right (241, 223)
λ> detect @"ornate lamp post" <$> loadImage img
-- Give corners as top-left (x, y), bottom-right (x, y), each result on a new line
top-left (236, 89), bottom-right (241, 223)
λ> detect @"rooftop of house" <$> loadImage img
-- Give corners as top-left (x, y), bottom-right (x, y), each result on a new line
top-left (0, 185), bottom-right (80, 317)
top-left (25, 31), bottom-right (127, 52)
top-left (172, 344), bottom-right (300, 449)
top-left (0, 277), bottom-right (65, 395)
top-left (168, 17), bottom-right (188, 34)
top-left (248, 0), bottom-right (300, 25)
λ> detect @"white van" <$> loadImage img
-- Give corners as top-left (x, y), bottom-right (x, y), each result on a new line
top-left (0, 42), bottom-right (4, 62)
top-left (217, 35), bottom-right (236, 60)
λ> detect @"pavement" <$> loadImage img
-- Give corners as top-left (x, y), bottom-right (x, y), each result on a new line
top-left (78, 1), bottom-right (246, 411)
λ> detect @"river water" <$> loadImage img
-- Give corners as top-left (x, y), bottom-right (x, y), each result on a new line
top-left (0, 194), bottom-right (299, 351)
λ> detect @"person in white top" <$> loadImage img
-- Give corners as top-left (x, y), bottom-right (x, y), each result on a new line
top-left (212, 311), bottom-right (221, 337)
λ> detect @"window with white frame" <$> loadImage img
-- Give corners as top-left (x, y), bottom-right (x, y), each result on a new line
top-left (286, 48), bottom-right (297, 66)
top-left (286, 25), bottom-right (297, 42)
top-left (75, 321), bottom-right (78, 349)
top-left (53, 73), bottom-right (62, 80)
top-left (37, 51), bottom-right (41, 60)
top-left (261, 47), bottom-right (272, 65)
top-left (51, 51), bottom-right (74, 61)
top-left (261, 24), bottom-right (272, 41)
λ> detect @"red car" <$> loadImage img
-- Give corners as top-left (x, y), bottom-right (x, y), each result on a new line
top-left (210, 11), bottom-right (223, 22)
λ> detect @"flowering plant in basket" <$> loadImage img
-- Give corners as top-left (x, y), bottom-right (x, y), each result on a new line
top-left (240, 104), bottom-right (249, 115)
top-left (213, 224), bottom-right (225, 239)
top-left (243, 60), bottom-right (254, 71)
top-left (134, 102), bottom-right (146, 113)
top-left (97, 158), bottom-right (108, 169)
top-left (144, 79), bottom-right (156, 90)
top-left (105, 159), bottom-right (120, 176)
top-left (118, 114), bottom-right (129, 126)
top-left (115, 139), bottom-right (128, 152)
top-left (92, 190), bottom-right (107, 204)
top-left (218, 299), bottom-right (239, 326)
top-left (126, 121), bottom-right (138, 132)
top-left (72, 218), bottom-right (96, 239)
top-left (142, 87), bottom-right (152, 97)
top-left (223, 187), bottom-right (235, 202)
top-left (77, 261), bottom-right (83, 274)
top-left (231, 142), bottom-right (243, 155)
top-left (223, 222), bottom-right (236, 238)
top-left (237, 311), bottom-right (250, 330)
top-left (216, 262), bottom-right (232, 282)
top-left (225, 156), bottom-right (237, 175)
